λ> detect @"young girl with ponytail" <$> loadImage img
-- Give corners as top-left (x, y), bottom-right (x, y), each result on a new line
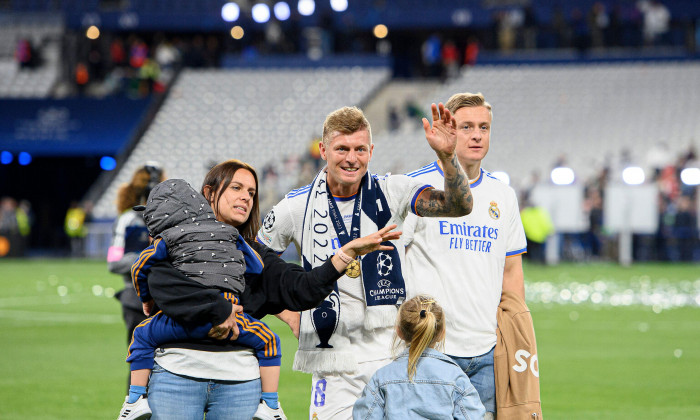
top-left (353, 295), bottom-right (486, 419)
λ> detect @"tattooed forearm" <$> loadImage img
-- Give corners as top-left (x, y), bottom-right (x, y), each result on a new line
top-left (416, 189), bottom-right (447, 217)
top-left (444, 154), bottom-right (473, 215)
top-left (416, 155), bottom-right (473, 217)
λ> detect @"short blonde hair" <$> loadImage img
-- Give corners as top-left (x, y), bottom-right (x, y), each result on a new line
top-left (322, 106), bottom-right (372, 146)
top-left (445, 92), bottom-right (493, 120)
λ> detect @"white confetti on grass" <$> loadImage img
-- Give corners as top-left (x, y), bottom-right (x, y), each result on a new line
top-left (526, 277), bottom-right (700, 309)
top-left (92, 285), bottom-right (104, 296)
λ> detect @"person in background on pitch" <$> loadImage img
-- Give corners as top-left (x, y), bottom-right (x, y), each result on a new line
top-left (257, 104), bottom-right (473, 420)
top-left (108, 162), bottom-right (164, 390)
top-left (403, 92), bottom-right (528, 418)
top-left (353, 295), bottom-right (485, 419)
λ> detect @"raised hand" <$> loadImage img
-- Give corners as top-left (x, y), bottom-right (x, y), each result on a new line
top-left (422, 103), bottom-right (457, 161)
top-left (415, 102), bottom-right (473, 218)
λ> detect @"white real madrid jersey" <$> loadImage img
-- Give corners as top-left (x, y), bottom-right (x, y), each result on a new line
top-left (403, 162), bottom-right (527, 357)
top-left (257, 172), bottom-right (430, 363)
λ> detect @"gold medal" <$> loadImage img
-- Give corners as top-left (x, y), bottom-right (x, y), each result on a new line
top-left (345, 259), bottom-right (361, 278)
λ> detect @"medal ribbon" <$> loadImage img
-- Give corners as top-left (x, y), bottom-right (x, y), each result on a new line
top-left (326, 182), bottom-right (362, 247)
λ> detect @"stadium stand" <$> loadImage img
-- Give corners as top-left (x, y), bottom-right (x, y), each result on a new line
top-left (0, 13), bottom-right (63, 97)
top-left (91, 60), bottom-right (700, 217)
top-left (0, 54), bottom-right (60, 98)
top-left (92, 65), bottom-right (391, 218)
top-left (370, 61), bottom-right (700, 188)
top-left (1, 1), bottom-right (698, 260)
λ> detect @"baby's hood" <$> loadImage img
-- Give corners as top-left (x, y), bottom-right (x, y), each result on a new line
top-left (142, 179), bottom-right (215, 236)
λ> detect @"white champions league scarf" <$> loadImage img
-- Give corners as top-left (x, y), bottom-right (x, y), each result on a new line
top-left (293, 168), bottom-right (406, 375)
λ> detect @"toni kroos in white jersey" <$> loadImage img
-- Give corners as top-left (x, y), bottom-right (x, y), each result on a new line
top-left (256, 105), bottom-right (474, 420)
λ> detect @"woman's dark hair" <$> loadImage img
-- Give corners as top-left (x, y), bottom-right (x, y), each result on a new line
top-left (201, 159), bottom-right (260, 244)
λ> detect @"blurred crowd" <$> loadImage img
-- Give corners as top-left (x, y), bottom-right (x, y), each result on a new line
top-left (11, 0), bottom-right (698, 93)
top-left (252, 143), bottom-right (700, 264)
top-left (2, 142), bottom-right (697, 263)
top-left (69, 33), bottom-right (195, 98)
top-left (488, 0), bottom-right (678, 52)
top-left (257, 138), bottom-right (324, 216)
top-left (0, 195), bottom-right (97, 258)
top-left (234, 141), bottom-right (700, 264)
top-left (413, 0), bottom-right (697, 79)
top-left (518, 144), bottom-right (698, 264)
top-left (0, 197), bottom-right (32, 257)
top-left (3, 1), bottom-right (698, 262)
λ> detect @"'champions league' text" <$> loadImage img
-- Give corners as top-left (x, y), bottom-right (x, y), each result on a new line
top-left (439, 221), bottom-right (497, 253)
top-left (369, 287), bottom-right (405, 300)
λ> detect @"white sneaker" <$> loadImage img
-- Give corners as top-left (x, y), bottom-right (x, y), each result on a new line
top-left (252, 400), bottom-right (287, 420)
top-left (117, 395), bottom-right (152, 420)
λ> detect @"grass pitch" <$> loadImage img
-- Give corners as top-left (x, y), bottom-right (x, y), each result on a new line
top-left (0, 259), bottom-right (698, 419)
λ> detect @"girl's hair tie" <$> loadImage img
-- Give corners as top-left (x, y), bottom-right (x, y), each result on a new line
top-left (419, 309), bottom-right (427, 318)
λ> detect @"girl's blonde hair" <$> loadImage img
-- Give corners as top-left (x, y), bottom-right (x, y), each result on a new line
top-left (394, 295), bottom-right (446, 381)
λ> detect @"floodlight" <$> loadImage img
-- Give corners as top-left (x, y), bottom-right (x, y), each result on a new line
top-left (274, 2), bottom-right (291, 20)
top-left (680, 167), bottom-right (700, 186)
top-left (0, 151), bottom-right (12, 164)
top-left (252, 3), bottom-right (271, 23)
top-left (330, 0), bottom-right (347, 12)
top-left (550, 167), bottom-right (574, 185)
top-left (298, 0), bottom-right (315, 16)
top-left (622, 166), bottom-right (645, 185)
top-left (221, 3), bottom-right (240, 22)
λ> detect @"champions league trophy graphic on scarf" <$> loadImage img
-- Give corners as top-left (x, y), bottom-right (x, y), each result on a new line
top-left (311, 291), bottom-right (341, 348)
